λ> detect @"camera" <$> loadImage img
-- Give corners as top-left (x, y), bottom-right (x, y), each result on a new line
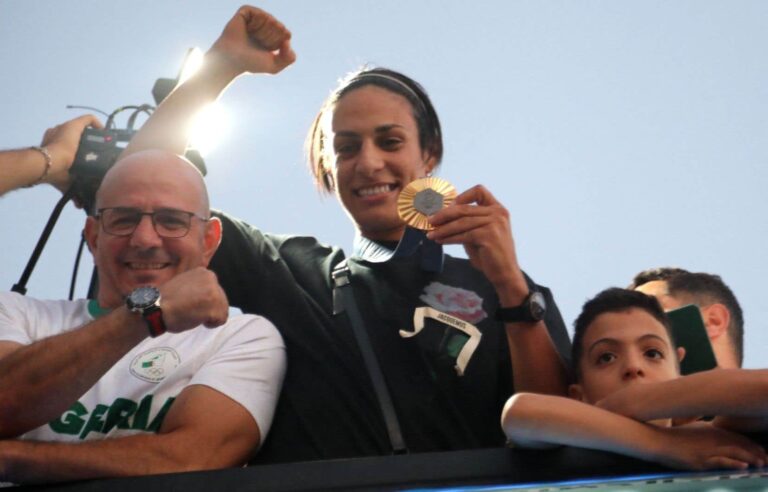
top-left (71, 127), bottom-right (136, 178)
top-left (69, 127), bottom-right (136, 214)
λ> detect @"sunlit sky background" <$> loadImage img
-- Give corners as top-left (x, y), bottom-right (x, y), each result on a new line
top-left (2, 1), bottom-right (766, 367)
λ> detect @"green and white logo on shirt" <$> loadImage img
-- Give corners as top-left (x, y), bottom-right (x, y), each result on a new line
top-left (130, 347), bottom-right (181, 383)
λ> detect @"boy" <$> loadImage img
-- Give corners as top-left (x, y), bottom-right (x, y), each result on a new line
top-left (502, 288), bottom-right (768, 471)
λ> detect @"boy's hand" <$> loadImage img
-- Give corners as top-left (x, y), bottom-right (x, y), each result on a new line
top-left (657, 423), bottom-right (767, 471)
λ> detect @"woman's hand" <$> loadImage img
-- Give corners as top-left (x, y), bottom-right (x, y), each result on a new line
top-left (427, 185), bottom-right (528, 306)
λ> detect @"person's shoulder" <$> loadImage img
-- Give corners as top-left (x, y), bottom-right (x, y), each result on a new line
top-left (212, 209), bottom-right (343, 260)
top-left (212, 209), bottom-right (265, 239)
top-left (0, 290), bottom-right (29, 307)
top-left (263, 232), bottom-right (339, 253)
top-left (0, 294), bottom-right (89, 342)
top-left (0, 291), bottom-right (42, 305)
top-left (220, 313), bottom-right (285, 348)
top-left (0, 291), bottom-right (86, 312)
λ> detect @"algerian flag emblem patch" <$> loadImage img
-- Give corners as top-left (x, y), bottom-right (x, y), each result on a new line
top-left (130, 347), bottom-right (181, 383)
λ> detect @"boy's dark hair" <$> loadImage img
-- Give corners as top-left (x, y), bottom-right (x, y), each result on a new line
top-left (630, 267), bottom-right (744, 366)
top-left (572, 288), bottom-right (675, 379)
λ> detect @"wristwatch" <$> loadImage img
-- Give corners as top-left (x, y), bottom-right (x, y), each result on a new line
top-left (126, 286), bottom-right (166, 337)
top-left (495, 291), bottom-right (547, 323)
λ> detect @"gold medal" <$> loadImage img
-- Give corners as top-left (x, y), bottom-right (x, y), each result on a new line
top-left (397, 177), bottom-right (457, 230)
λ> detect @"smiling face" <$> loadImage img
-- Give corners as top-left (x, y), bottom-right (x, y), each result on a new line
top-left (84, 150), bottom-right (220, 309)
top-left (571, 308), bottom-right (682, 404)
top-left (328, 85), bottom-right (436, 241)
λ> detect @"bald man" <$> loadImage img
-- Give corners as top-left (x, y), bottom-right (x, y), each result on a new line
top-left (0, 150), bottom-right (285, 484)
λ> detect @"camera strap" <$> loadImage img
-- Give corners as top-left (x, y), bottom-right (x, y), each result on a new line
top-left (332, 260), bottom-right (407, 455)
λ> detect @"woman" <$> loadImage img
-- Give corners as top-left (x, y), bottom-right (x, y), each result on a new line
top-left (124, 6), bottom-right (571, 464)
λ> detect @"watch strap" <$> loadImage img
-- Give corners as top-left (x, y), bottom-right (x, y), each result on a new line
top-left (143, 306), bottom-right (167, 337)
top-left (495, 305), bottom-right (532, 323)
top-left (495, 291), bottom-right (541, 323)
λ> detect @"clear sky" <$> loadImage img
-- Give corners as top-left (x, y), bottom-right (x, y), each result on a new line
top-left (1, 1), bottom-right (766, 366)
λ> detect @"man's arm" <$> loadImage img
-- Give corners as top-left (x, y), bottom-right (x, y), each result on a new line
top-left (0, 114), bottom-right (102, 196)
top-left (0, 268), bottom-right (228, 438)
top-left (428, 185), bottom-right (568, 395)
top-left (0, 307), bottom-right (145, 439)
top-left (597, 369), bottom-right (768, 431)
top-left (122, 5), bottom-right (295, 158)
top-left (502, 392), bottom-right (767, 471)
top-left (0, 384), bottom-right (259, 484)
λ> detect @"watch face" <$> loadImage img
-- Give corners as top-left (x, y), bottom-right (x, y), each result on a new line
top-left (529, 291), bottom-right (547, 320)
top-left (128, 286), bottom-right (160, 311)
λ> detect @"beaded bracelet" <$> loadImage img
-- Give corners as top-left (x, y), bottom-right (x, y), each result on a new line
top-left (27, 146), bottom-right (52, 187)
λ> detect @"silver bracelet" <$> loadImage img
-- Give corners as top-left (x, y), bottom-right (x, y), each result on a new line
top-left (26, 146), bottom-right (52, 187)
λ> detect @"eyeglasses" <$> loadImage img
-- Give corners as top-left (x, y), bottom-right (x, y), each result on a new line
top-left (95, 207), bottom-right (209, 238)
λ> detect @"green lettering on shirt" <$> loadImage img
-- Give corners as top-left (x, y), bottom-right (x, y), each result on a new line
top-left (102, 398), bottom-right (138, 433)
top-left (147, 397), bottom-right (176, 432)
top-left (46, 395), bottom-right (177, 438)
top-left (131, 394), bottom-right (153, 430)
top-left (48, 401), bottom-right (88, 435)
top-left (79, 403), bottom-right (109, 439)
